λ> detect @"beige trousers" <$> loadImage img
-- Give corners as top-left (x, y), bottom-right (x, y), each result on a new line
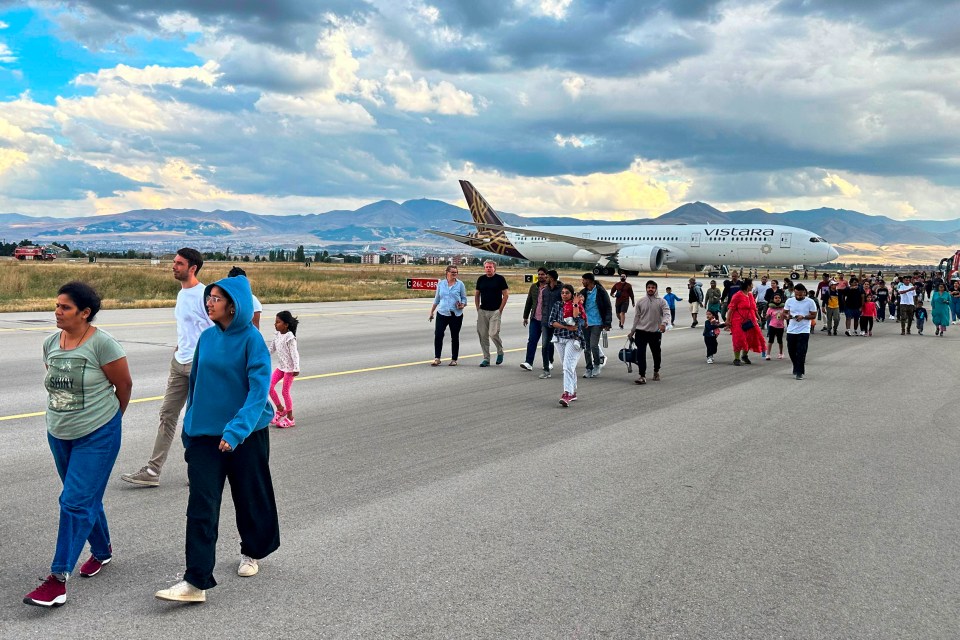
top-left (476, 309), bottom-right (503, 360)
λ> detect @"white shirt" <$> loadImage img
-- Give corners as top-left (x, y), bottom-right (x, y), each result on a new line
top-left (174, 283), bottom-right (214, 364)
top-left (754, 282), bottom-right (771, 302)
top-left (897, 283), bottom-right (916, 305)
top-left (252, 293), bottom-right (263, 313)
top-left (784, 297), bottom-right (817, 334)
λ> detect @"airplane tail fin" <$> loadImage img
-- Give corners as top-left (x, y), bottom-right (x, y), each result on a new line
top-left (459, 180), bottom-right (506, 228)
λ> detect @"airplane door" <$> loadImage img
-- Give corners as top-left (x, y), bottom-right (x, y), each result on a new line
top-left (780, 233), bottom-right (792, 248)
top-left (690, 232), bottom-right (700, 248)
top-left (581, 233), bottom-right (591, 239)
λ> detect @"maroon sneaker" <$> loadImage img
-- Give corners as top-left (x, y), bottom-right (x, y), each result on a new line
top-left (79, 553), bottom-right (112, 578)
top-left (559, 393), bottom-right (570, 407)
top-left (568, 393), bottom-right (578, 402)
top-left (23, 575), bottom-right (67, 607)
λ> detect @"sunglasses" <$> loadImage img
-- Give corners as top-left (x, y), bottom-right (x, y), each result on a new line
top-left (205, 294), bottom-right (225, 304)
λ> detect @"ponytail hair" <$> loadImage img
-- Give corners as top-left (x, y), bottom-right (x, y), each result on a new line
top-left (276, 310), bottom-right (299, 336)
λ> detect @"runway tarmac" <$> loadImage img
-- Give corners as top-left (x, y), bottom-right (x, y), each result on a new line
top-left (1, 276), bottom-right (958, 639)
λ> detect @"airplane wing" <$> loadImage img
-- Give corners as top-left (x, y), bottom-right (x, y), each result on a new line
top-left (425, 229), bottom-right (483, 243)
top-left (473, 223), bottom-right (622, 255)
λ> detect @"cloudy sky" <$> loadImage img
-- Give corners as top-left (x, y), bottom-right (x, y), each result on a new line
top-left (1, 0), bottom-right (959, 220)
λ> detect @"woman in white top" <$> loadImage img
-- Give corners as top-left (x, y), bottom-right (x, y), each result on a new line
top-left (429, 265), bottom-right (468, 366)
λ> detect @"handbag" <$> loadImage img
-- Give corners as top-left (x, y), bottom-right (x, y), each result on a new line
top-left (740, 319), bottom-right (755, 331)
top-left (618, 338), bottom-right (637, 373)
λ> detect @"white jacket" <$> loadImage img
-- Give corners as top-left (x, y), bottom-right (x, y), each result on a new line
top-left (268, 331), bottom-right (300, 373)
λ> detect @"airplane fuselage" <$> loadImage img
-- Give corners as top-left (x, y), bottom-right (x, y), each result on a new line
top-left (507, 223), bottom-right (838, 269)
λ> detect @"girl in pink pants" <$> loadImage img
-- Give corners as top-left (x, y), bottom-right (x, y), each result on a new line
top-left (268, 311), bottom-right (300, 427)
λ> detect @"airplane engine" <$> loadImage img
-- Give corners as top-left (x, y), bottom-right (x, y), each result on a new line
top-left (617, 245), bottom-right (665, 272)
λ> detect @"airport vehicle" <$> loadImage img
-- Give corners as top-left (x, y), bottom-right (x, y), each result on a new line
top-left (13, 245), bottom-right (58, 261)
top-left (429, 181), bottom-right (840, 275)
top-left (937, 250), bottom-right (960, 281)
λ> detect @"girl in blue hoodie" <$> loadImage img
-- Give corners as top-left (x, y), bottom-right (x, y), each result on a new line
top-left (155, 275), bottom-right (279, 604)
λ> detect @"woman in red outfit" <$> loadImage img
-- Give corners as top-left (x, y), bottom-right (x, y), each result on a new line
top-left (727, 277), bottom-right (766, 365)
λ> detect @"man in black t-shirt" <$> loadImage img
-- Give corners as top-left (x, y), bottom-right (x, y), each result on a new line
top-left (474, 260), bottom-right (510, 366)
top-left (720, 270), bottom-right (741, 321)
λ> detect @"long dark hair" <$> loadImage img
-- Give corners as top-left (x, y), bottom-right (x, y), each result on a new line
top-left (276, 310), bottom-right (299, 335)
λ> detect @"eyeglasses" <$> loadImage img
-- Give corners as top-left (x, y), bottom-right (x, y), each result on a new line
top-left (206, 294), bottom-right (225, 304)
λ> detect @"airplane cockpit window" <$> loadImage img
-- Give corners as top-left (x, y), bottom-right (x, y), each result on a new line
top-left (809, 237), bottom-right (820, 242)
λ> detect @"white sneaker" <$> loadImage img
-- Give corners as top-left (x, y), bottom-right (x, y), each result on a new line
top-left (582, 369), bottom-right (593, 379)
top-left (538, 371), bottom-right (551, 379)
top-left (706, 357), bottom-right (714, 364)
top-left (519, 362), bottom-right (533, 371)
top-left (155, 580), bottom-right (206, 603)
top-left (238, 555), bottom-right (259, 577)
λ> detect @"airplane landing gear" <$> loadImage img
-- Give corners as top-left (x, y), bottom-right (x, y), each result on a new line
top-left (790, 271), bottom-right (800, 280)
top-left (593, 266), bottom-right (616, 276)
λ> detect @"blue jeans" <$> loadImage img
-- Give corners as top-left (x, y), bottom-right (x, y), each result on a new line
top-left (541, 326), bottom-right (555, 371)
top-left (951, 297), bottom-right (960, 322)
top-left (47, 410), bottom-right (122, 576)
top-left (524, 318), bottom-right (544, 366)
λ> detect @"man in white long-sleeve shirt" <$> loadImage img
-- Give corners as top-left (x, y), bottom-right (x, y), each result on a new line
top-left (627, 280), bottom-right (671, 385)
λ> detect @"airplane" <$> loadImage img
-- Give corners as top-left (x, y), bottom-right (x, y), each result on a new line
top-left (427, 181), bottom-right (840, 278)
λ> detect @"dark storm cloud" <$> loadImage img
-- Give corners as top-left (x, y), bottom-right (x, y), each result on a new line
top-left (31, 0), bottom-right (374, 50)
top-left (389, 0), bottom-right (716, 75)
top-left (775, 0), bottom-right (960, 55)
top-left (0, 157), bottom-right (145, 199)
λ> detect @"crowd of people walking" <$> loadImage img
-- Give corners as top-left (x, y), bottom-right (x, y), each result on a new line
top-left (432, 262), bottom-right (958, 406)
top-left (24, 250), bottom-right (956, 607)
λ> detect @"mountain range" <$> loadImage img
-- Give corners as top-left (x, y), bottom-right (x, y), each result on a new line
top-left (2, 199), bottom-right (959, 255)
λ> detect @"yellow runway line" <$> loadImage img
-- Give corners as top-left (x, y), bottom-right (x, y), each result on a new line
top-left (0, 330), bottom-right (690, 421)
top-left (0, 307), bottom-right (430, 333)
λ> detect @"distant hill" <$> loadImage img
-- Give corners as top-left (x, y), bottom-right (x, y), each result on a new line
top-left (2, 199), bottom-right (959, 251)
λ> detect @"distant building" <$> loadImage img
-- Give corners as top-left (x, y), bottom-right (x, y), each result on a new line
top-left (361, 253), bottom-right (381, 264)
top-left (424, 255), bottom-right (444, 265)
top-left (329, 256), bottom-right (345, 264)
top-left (390, 254), bottom-right (413, 265)
top-left (450, 255), bottom-right (468, 265)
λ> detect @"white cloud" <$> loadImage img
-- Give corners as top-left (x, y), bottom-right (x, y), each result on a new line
top-left (384, 70), bottom-right (478, 115)
top-left (517, 0), bottom-right (574, 20)
top-left (255, 92), bottom-right (377, 130)
top-left (0, 42), bottom-right (15, 63)
top-left (554, 134), bottom-right (584, 148)
top-left (74, 62), bottom-right (220, 89)
top-left (0, 21), bottom-right (9, 30)
top-left (562, 76), bottom-right (585, 99)
top-left (449, 158), bottom-right (693, 219)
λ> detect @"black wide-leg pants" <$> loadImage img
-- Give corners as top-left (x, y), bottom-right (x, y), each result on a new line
top-left (183, 427), bottom-right (280, 590)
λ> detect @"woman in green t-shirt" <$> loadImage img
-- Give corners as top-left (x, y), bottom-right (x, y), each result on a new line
top-left (23, 282), bottom-right (132, 609)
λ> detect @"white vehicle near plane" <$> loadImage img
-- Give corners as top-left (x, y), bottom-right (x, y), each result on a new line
top-left (428, 181), bottom-right (840, 278)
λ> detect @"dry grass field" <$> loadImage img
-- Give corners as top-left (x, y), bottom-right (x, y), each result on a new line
top-left (0, 260), bottom-right (537, 312)
top-left (0, 256), bottom-right (910, 313)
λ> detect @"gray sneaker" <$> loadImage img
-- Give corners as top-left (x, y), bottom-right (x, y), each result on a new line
top-left (538, 371), bottom-right (551, 379)
top-left (121, 466), bottom-right (159, 487)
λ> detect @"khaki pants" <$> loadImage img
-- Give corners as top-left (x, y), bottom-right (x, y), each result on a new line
top-left (148, 356), bottom-right (192, 474)
top-left (476, 309), bottom-right (503, 361)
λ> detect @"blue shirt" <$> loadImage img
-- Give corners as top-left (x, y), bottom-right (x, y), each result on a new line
top-left (433, 278), bottom-right (467, 316)
top-left (584, 287), bottom-right (601, 326)
top-left (663, 292), bottom-right (681, 309)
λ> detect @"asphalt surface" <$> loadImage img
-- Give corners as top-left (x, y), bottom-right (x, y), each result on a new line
top-left (1, 276), bottom-right (958, 639)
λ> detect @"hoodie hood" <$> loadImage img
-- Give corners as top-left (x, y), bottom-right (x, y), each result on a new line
top-left (205, 275), bottom-right (254, 333)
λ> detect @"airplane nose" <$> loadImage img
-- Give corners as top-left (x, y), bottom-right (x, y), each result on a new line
top-left (828, 246), bottom-right (839, 261)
